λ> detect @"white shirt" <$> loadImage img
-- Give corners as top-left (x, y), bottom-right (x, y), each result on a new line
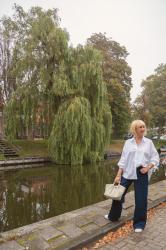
top-left (118, 137), bottom-right (159, 179)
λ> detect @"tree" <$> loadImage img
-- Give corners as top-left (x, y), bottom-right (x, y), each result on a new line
top-left (4, 5), bottom-right (68, 139)
top-left (131, 94), bottom-right (151, 127)
top-left (87, 33), bottom-right (132, 137)
top-left (0, 16), bottom-right (17, 100)
top-left (4, 6), bottom-right (112, 164)
top-left (49, 46), bottom-right (112, 164)
top-left (133, 64), bottom-right (166, 134)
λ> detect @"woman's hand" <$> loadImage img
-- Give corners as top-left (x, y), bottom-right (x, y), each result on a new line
top-left (114, 175), bottom-right (121, 184)
top-left (140, 166), bottom-right (150, 174)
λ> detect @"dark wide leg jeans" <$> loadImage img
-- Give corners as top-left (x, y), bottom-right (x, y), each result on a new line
top-left (108, 167), bottom-right (148, 229)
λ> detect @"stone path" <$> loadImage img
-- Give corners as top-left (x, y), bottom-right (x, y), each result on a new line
top-left (0, 180), bottom-right (165, 250)
top-left (98, 204), bottom-right (166, 250)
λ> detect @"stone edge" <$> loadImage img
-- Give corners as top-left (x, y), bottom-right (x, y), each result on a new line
top-left (64, 196), bottom-right (166, 250)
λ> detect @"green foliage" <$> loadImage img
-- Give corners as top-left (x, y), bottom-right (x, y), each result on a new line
top-left (87, 33), bottom-right (132, 137)
top-left (4, 6), bottom-right (112, 165)
top-left (4, 5), bottom-right (69, 139)
top-left (13, 139), bottom-right (48, 157)
top-left (133, 64), bottom-right (166, 133)
top-left (49, 46), bottom-right (112, 164)
top-left (49, 97), bottom-right (92, 164)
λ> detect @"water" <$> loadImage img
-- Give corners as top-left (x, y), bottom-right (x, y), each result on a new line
top-left (0, 160), bottom-right (165, 233)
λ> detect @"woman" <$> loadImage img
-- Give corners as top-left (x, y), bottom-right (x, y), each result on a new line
top-left (105, 120), bottom-right (159, 232)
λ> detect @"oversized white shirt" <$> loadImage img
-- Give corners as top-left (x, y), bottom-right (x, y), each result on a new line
top-left (118, 137), bottom-right (159, 179)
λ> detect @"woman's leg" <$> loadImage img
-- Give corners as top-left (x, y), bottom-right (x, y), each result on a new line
top-left (108, 176), bottom-right (132, 221)
top-left (133, 167), bottom-right (148, 229)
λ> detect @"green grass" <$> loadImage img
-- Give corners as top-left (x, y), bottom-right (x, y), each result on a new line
top-left (0, 153), bottom-right (6, 160)
top-left (108, 139), bottom-right (124, 153)
top-left (13, 139), bottom-right (48, 158)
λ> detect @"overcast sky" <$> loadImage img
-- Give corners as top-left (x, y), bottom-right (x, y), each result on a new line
top-left (1, 0), bottom-right (166, 102)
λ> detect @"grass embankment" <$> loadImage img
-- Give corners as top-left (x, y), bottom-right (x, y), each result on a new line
top-left (0, 153), bottom-right (6, 160)
top-left (2, 139), bottom-right (165, 160)
top-left (13, 139), bottom-right (48, 158)
top-left (108, 140), bottom-right (124, 153)
top-left (11, 139), bottom-right (124, 159)
top-left (13, 139), bottom-right (124, 158)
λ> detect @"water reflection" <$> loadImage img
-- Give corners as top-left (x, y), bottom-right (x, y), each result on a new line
top-left (0, 160), bottom-right (165, 232)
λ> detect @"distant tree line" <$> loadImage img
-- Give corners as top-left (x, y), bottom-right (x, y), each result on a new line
top-left (132, 64), bottom-right (166, 135)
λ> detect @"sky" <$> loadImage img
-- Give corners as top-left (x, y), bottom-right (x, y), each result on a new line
top-left (0, 0), bottom-right (166, 102)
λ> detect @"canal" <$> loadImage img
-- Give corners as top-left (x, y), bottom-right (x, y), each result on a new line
top-left (0, 159), bottom-right (165, 232)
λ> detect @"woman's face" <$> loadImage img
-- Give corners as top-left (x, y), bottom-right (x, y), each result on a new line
top-left (135, 123), bottom-right (145, 137)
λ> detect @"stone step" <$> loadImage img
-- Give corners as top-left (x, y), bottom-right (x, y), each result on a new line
top-left (0, 138), bottom-right (19, 158)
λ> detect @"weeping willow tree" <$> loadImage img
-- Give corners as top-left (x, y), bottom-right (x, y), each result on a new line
top-left (49, 46), bottom-right (112, 164)
top-left (4, 5), bottom-right (112, 165)
top-left (4, 5), bottom-right (69, 139)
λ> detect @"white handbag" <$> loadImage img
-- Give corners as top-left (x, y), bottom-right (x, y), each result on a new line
top-left (104, 184), bottom-right (126, 200)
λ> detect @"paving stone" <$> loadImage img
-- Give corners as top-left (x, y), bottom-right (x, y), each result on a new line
top-left (100, 204), bottom-right (112, 211)
top-left (120, 246), bottom-right (131, 250)
top-left (126, 191), bottom-right (134, 197)
top-left (81, 210), bottom-right (98, 219)
top-left (121, 209), bottom-right (130, 217)
top-left (96, 204), bottom-right (166, 250)
top-left (38, 226), bottom-right (63, 241)
top-left (100, 245), bottom-right (118, 250)
top-left (27, 237), bottom-right (50, 250)
top-left (82, 207), bottom-right (106, 219)
top-left (96, 207), bottom-right (109, 215)
top-left (148, 192), bottom-right (163, 201)
top-left (81, 223), bottom-right (100, 233)
top-left (123, 196), bottom-right (134, 210)
top-left (0, 240), bottom-right (24, 250)
top-left (96, 199), bottom-right (112, 207)
top-left (74, 216), bottom-right (93, 227)
top-left (57, 223), bottom-right (84, 238)
top-left (122, 207), bottom-right (134, 217)
top-left (90, 215), bottom-right (110, 226)
top-left (114, 240), bottom-right (128, 249)
top-left (96, 199), bottom-right (113, 211)
top-left (49, 235), bottom-right (69, 249)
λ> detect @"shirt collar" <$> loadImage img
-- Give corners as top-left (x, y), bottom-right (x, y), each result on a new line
top-left (131, 136), bottom-right (146, 143)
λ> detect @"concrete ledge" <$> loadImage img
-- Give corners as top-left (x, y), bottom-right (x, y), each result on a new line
top-left (0, 157), bottom-right (51, 170)
top-left (67, 197), bottom-right (166, 250)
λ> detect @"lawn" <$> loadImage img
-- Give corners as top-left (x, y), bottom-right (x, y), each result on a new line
top-left (13, 139), bottom-right (48, 158)
top-left (108, 140), bottom-right (124, 153)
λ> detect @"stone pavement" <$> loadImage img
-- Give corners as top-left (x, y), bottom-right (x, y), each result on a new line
top-left (98, 204), bottom-right (166, 250)
top-left (0, 180), bottom-right (165, 250)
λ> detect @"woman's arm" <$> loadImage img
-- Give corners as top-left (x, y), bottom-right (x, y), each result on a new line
top-left (114, 168), bottom-right (123, 184)
top-left (140, 140), bottom-right (159, 174)
top-left (114, 141), bottom-right (127, 183)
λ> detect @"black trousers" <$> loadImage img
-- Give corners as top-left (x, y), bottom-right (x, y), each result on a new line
top-left (108, 167), bottom-right (148, 229)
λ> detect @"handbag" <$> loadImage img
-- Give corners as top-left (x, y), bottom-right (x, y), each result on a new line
top-left (104, 184), bottom-right (126, 200)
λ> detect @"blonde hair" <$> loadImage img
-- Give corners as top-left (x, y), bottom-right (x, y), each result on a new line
top-left (130, 120), bottom-right (147, 136)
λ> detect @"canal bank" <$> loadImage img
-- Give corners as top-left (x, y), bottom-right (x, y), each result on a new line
top-left (0, 157), bottom-right (51, 170)
top-left (0, 179), bottom-right (165, 250)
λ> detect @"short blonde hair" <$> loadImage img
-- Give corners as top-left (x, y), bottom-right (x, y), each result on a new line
top-left (130, 120), bottom-right (147, 136)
